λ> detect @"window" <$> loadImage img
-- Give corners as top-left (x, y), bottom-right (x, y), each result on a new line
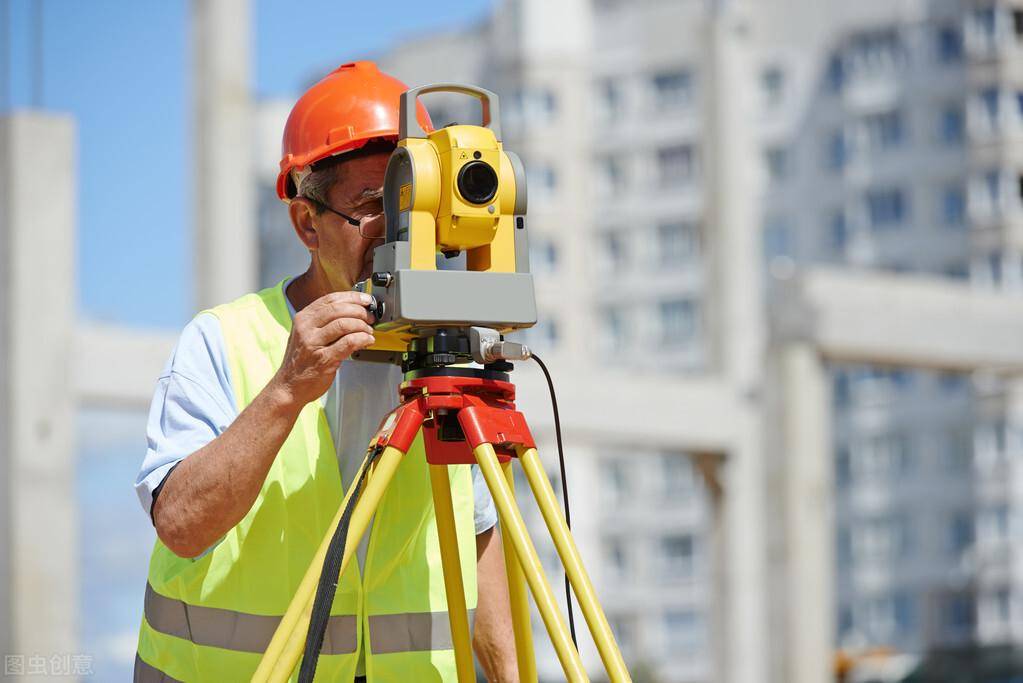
top-left (657, 145), bottom-right (696, 187)
top-left (761, 66), bottom-right (785, 108)
top-left (659, 299), bottom-right (697, 344)
top-left (867, 188), bottom-right (908, 229)
top-left (825, 130), bottom-right (849, 170)
top-left (663, 610), bottom-right (702, 654)
top-left (597, 156), bottom-right (626, 195)
top-left (942, 185), bottom-right (966, 227)
top-left (979, 88), bottom-right (1000, 128)
top-left (944, 262), bottom-right (969, 280)
top-left (764, 215), bottom-right (791, 259)
top-left (836, 446), bottom-right (853, 487)
top-left (826, 54), bottom-right (845, 92)
top-left (948, 512), bottom-right (974, 555)
top-left (602, 308), bottom-right (628, 352)
top-left (985, 169), bottom-right (1002, 203)
top-left (829, 210), bottom-right (848, 250)
top-left (940, 105), bottom-right (964, 144)
top-left (662, 453), bottom-right (695, 500)
top-left (660, 535), bottom-right (695, 579)
top-left (855, 514), bottom-right (914, 561)
top-left (937, 25), bottom-right (963, 62)
top-left (596, 78), bottom-right (623, 122)
top-left (599, 232), bottom-right (628, 273)
top-left (849, 29), bottom-right (903, 75)
top-left (980, 504), bottom-right (1010, 542)
top-left (972, 6), bottom-right (997, 46)
top-left (995, 588), bottom-right (1011, 623)
top-left (838, 605), bottom-right (855, 640)
top-left (529, 238), bottom-right (558, 274)
top-left (651, 70), bottom-right (693, 109)
top-left (527, 164), bottom-right (558, 197)
top-left (765, 146), bottom-right (789, 181)
top-left (837, 526), bottom-right (853, 565)
top-left (944, 594), bottom-right (975, 632)
top-left (529, 318), bottom-right (559, 348)
top-left (601, 458), bottom-right (631, 506)
top-left (865, 109), bottom-right (905, 149)
top-left (608, 616), bottom-right (632, 653)
top-left (942, 429), bottom-right (973, 474)
top-left (604, 538), bottom-right (629, 581)
top-left (656, 221), bottom-right (698, 266)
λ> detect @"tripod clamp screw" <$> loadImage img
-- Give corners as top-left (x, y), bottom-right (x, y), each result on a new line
top-left (469, 326), bottom-right (531, 364)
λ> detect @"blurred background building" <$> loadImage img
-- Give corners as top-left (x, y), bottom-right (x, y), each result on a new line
top-left (4, 0), bottom-right (1023, 682)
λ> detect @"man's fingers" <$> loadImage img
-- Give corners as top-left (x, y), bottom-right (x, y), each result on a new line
top-left (313, 317), bottom-right (375, 346)
top-left (305, 300), bottom-right (374, 328)
top-left (323, 331), bottom-right (376, 361)
top-left (303, 291), bottom-right (374, 326)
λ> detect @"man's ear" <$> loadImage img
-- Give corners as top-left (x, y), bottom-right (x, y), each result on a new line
top-left (289, 198), bottom-right (319, 251)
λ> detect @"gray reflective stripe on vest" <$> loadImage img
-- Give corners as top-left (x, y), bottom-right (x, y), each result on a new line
top-left (134, 654), bottom-right (183, 683)
top-left (144, 583), bottom-right (357, 655)
top-left (368, 609), bottom-right (476, 654)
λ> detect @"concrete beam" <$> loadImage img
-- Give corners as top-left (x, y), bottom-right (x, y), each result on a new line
top-left (772, 268), bottom-right (1023, 372)
top-left (511, 360), bottom-right (741, 454)
top-left (74, 324), bottom-right (176, 409)
top-left (192, 0), bottom-right (256, 309)
top-left (0, 113), bottom-right (78, 665)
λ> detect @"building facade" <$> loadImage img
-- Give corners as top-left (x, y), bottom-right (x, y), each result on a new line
top-left (254, 0), bottom-right (1023, 680)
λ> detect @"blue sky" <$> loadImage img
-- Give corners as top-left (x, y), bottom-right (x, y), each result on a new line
top-left (5, 0), bottom-right (492, 328)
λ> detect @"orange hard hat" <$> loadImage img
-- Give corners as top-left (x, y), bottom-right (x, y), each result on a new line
top-left (276, 60), bottom-right (432, 201)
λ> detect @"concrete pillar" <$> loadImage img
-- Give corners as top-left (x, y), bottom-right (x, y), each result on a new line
top-left (0, 113), bottom-right (78, 674)
top-left (192, 0), bottom-right (255, 309)
top-left (775, 342), bottom-right (833, 683)
top-left (705, 4), bottom-right (769, 682)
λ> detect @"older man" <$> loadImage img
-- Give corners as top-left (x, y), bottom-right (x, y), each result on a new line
top-left (133, 61), bottom-right (518, 682)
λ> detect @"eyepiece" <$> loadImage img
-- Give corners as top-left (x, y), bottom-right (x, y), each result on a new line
top-left (457, 160), bottom-right (499, 205)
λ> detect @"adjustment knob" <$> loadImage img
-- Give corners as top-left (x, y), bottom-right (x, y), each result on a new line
top-left (371, 271), bottom-right (393, 287)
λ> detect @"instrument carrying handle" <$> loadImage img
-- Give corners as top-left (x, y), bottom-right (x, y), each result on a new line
top-left (399, 83), bottom-right (502, 141)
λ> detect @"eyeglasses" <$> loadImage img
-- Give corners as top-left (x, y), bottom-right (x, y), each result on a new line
top-left (303, 197), bottom-right (385, 239)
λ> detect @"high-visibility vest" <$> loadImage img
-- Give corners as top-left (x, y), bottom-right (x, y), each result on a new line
top-left (134, 281), bottom-right (478, 682)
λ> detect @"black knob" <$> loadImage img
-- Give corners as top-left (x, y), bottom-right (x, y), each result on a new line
top-left (371, 272), bottom-right (393, 287)
top-left (366, 296), bottom-right (385, 323)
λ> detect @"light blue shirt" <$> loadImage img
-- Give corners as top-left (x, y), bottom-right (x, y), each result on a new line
top-left (134, 286), bottom-right (497, 543)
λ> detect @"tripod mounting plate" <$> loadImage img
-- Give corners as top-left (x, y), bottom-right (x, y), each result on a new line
top-left (372, 374), bottom-right (535, 466)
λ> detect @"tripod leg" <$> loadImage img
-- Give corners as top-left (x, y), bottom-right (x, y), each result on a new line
top-left (429, 465), bottom-right (475, 683)
top-left (517, 447), bottom-right (630, 683)
top-left (252, 445), bottom-right (405, 683)
top-left (500, 460), bottom-right (538, 683)
top-left (474, 443), bottom-right (588, 683)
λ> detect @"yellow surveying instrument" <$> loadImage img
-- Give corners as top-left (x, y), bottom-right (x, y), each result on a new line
top-left (252, 83), bottom-right (630, 682)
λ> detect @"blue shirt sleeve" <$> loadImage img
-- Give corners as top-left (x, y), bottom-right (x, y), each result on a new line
top-left (134, 313), bottom-right (238, 518)
top-left (133, 308), bottom-right (498, 536)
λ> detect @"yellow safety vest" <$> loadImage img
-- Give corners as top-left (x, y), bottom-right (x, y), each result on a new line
top-left (134, 281), bottom-right (478, 682)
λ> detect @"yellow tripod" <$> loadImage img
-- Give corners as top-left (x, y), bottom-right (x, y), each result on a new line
top-left (251, 361), bottom-right (630, 682)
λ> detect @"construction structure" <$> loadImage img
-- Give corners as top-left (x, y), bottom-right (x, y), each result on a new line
top-left (3, 0), bottom-right (1023, 682)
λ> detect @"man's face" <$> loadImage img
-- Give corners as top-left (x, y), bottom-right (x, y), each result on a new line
top-left (303, 151), bottom-right (390, 291)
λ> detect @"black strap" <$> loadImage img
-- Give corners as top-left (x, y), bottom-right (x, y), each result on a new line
top-left (298, 446), bottom-right (382, 682)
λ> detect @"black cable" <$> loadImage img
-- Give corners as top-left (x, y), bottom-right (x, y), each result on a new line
top-left (298, 446), bottom-right (381, 683)
top-left (529, 352), bottom-right (577, 648)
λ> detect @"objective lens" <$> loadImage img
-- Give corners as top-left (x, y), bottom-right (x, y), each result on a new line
top-left (457, 160), bottom-right (499, 205)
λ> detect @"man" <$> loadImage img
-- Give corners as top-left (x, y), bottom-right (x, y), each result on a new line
top-left (133, 61), bottom-right (518, 682)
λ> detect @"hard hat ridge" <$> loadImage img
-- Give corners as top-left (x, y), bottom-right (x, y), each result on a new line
top-left (276, 60), bottom-right (432, 201)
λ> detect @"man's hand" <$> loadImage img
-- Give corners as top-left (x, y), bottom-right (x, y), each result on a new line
top-left (154, 290), bottom-right (375, 558)
top-left (271, 291), bottom-right (376, 407)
